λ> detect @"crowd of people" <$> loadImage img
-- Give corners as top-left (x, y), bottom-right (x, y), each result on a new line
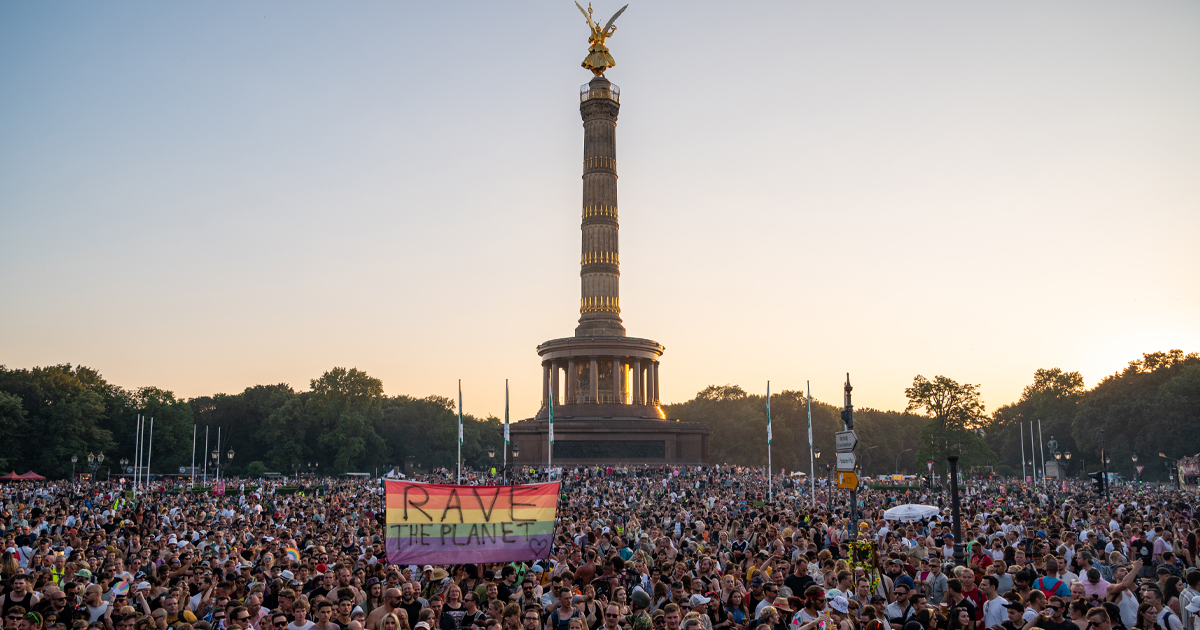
top-left (0, 465), bottom-right (1197, 630)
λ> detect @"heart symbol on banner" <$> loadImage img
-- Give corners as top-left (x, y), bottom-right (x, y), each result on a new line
top-left (528, 538), bottom-right (550, 558)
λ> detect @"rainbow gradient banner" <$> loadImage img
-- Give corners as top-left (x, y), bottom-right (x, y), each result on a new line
top-left (384, 480), bottom-right (559, 564)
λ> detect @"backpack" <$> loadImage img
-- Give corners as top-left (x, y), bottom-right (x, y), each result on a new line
top-left (1034, 576), bottom-right (1063, 598)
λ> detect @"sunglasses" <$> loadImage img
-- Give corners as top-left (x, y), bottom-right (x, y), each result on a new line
top-left (606, 614), bottom-right (620, 619)
top-left (238, 616), bottom-right (252, 621)
top-left (275, 623), bottom-right (289, 627)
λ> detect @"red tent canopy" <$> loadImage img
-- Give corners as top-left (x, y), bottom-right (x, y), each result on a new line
top-left (0, 471), bottom-right (22, 481)
top-left (18, 471), bottom-right (46, 481)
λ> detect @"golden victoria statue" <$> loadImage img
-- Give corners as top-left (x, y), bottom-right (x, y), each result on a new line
top-left (575, 2), bottom-right (628, 77)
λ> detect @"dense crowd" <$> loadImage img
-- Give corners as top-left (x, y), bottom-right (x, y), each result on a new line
top-left (1, 465), bottom-right (1197, 630)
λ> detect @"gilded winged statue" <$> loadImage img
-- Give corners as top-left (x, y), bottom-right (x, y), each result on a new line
top-left (575, 2), bottom-right (628, 77)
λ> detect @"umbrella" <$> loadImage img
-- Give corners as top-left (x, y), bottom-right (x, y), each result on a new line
top-left (883, 504), bottom-right (940, 522)
top-left (18, 471), bottom-right (46, 481)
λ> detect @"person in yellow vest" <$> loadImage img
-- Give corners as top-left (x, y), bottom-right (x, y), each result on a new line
top-left (50, 556), bottom-right (67, 585)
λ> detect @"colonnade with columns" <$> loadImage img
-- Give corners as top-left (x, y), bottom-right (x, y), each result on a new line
top-left (541, 355), bottom-right (660, 408)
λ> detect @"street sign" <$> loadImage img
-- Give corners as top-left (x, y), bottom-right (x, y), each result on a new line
top-left (834, 430), bottom-right (858, 452)
top-left (836, 452), bottom-right (856, 471)
top-left (837, 471), bottom-right (859, 489)
top-left (927, 461), bottom-right (934, 472)
top-left (1135, 466), bottom-right (1144, 474)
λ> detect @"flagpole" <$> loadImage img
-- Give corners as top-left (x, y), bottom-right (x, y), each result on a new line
top-left (457, 380), bottom-right (463, 484)
top-left (1020, 422), bottom-right (1026, 485)
top-left (1029, 421), bottom-right (1036, 485)
top-left (134, 414), bottom-right (142, 487)
top-left (191, 424), bottom-right (196, 484)
top-left (504, 379), bottom-right (510, 482)
top-left (548, 382), bottom-right (554, 475)
top-left (766, 381), bottom-right (772, 501)
top-left (204, 425), bottom-right (210, 485)
top-left (1038, 419), bottom-right (1046, 488)
top-left (146, 417), bottom-right (155, 483)
top-left (807, 380), bottom-right (815, 508)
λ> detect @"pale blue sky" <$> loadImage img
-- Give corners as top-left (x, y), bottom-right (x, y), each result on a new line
top-left (2, 1), bottom-right (1198, 419)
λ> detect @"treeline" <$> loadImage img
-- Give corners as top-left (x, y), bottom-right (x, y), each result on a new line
top-left (986, 350), bottom-right (1200, 482)
top-left (0, 350), bottom-right (1195, 481)
top-left (0, 365), bottom-right (503, 479)
top-left (664, 350), bottom-right (1200, 482)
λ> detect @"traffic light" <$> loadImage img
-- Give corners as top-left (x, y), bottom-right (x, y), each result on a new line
top-left (1089, 472), bottom-right (1103, 494)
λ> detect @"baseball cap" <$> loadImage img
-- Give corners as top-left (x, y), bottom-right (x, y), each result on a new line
top-left (689, 594), bottom-right (711, 606)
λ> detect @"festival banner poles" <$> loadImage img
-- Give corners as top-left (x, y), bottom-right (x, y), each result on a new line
top-left (1038, 418), bottom-right (1046, 487)
top-left (191, 424), bottom-right (197, 483)
top-left (457, 380), bottom-right (463, 484)
top-left (548, 383), bottom-right (554, 472)
top-left (134, 414), bottom-right (142, 486)
top-left (807, 380), bottom-right (815, 507)
top-left (766, 381), bottom-right (773, 501)
top-left (146, 417), bottom-right (155, 482)
top-left (504, 380), bottom-right (509, 478)
top-left (1020, 422), bottom-right (1026, 485)
top-left (203, 426), bottom-right (209, 484)
top-left (1032, 420), bottom-right (1041, 484)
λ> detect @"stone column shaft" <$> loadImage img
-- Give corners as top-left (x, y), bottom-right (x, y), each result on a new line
top-left (550, 361), bottom-right (560, 406)
top-left (653, 361), bottom-right (660, 403)
top-left (612, 357), bottom-right (622, 403)
top-left (576, 76), bottom-right (625, 338)
top-left (632, 359), bottom-right (642, 405)
top-left (567, 358), bottom-right (577, 404)
top-left (589, 357), bottom-right (599, 403)
top-left (542, 361), bottom-right (551, 407)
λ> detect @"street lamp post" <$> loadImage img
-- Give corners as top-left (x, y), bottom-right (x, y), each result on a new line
top-left (120, 458), bottom-right (129, 483)
top-left (947, 455), bottom-right (965, 567)
top-left (1131, 453), bottom-right (1138, 482)
top-left (71, 455), bottom-right (78, 481)
top-left (510, 444), bottom-right (520, 482)
top-left (488, 446), bottom-right (496, 479)
top-left (895, 448), bottom-right (912, 475)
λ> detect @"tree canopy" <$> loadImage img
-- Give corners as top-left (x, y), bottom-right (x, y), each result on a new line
top-left (0, 348), bottom-right (1193, 480)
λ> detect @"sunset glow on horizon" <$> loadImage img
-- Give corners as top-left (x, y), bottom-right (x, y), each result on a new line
top-left (1, 2), bottom-right (1197, 420)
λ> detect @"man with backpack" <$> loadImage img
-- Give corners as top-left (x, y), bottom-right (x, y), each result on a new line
top-left (1032, 560), bottom-right (1070, 600)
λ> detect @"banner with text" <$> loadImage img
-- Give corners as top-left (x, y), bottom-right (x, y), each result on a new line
top-left (384, 480), bottom-right (559, 564)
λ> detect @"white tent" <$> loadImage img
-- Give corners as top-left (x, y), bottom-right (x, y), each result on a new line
top-left (883, 504), bottom-right (940, 522)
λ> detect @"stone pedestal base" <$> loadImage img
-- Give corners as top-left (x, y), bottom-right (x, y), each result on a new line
top-left (509, 417), bottom-right (711, 465)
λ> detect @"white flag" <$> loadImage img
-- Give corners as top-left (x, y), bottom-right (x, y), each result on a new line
top-left (766, 381), bottom-right (773, 444)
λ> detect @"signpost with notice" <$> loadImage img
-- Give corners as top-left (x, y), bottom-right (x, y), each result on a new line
top-left (837, 471), bottom-right (859, 489)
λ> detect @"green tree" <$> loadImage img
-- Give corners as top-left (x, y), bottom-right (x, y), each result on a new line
top-left (906, 375), bottom-right (995, 476)
top-left (309, 368), bottom-right (386, 473)
top-left (986, 368), bottom-right (1083, 476)
top-left (0, 364), bottom-right (115, 478)
top-left (0, 391), bottom-right (28, 470)
top-left (1073, 350), bottom-right (1200, 481)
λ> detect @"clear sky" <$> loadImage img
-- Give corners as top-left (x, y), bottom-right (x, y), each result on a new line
top-left (2, 2), bottom-right (1198, 420)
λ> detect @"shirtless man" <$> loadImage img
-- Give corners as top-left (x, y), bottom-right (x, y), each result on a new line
top-left (365, 589), bottom-right (402, 630)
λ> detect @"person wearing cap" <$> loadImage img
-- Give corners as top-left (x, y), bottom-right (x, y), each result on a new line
top-left (690, 595), bottom-right (714, 630)
top-left (826, 598), bottom-right (851, 630)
